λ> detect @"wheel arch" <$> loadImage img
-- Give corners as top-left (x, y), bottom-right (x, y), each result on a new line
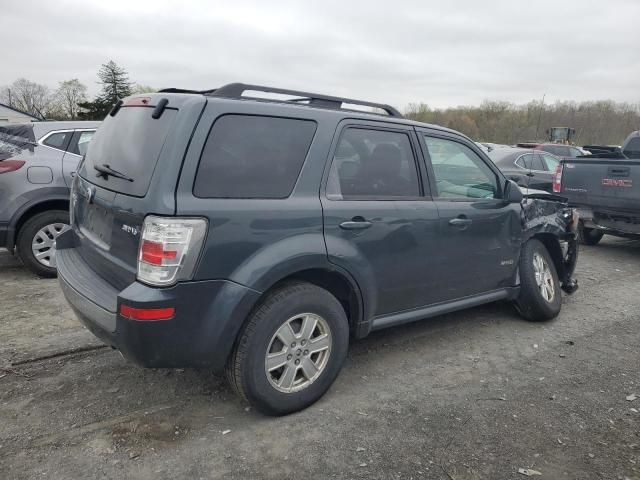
top-left (265, 267), bottom-right (365, 337)
top-left (529, 232), bottom-right (572, 286)
top-left (217, 263), bottom-right (367, 373)
top-left (7, 195), bottom-right (70, 253)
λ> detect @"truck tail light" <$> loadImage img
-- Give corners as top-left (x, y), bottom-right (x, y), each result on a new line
top-left (137, 216), bottom-right (207, 286)
top-left (0, 160), bottom-right (26, 174)
top-left (552, 164), bottom-right (563, 193)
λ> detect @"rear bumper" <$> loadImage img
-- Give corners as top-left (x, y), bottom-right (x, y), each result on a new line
top-left (55, 229), bottom-right (261, 370)
top-left (577, 208), bottom-right (640, 237)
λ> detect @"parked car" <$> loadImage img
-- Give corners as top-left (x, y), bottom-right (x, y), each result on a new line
top-left (55, 84), bottom-right (578, 415)
top-left (517, 142), bottom-right (587, 158)
top-left (554, 130), bottom-right (639, 244)
top-left (0, 121), bottom-right (100, 276)
top-left (488, 147), bottom-right (562, 193)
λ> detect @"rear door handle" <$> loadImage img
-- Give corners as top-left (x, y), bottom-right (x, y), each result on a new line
top-left (340, 217), bottom-right (372, 230)
top-left (449, 217), bottom-right (472, 227)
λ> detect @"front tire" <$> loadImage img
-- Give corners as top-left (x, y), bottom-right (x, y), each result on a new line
top-left (515, 239), bottom-right (562, 322)
top-left (577, 222), bottom-right (604, 245)
top-left (16, 210), bottom-right (69, 277)
top-left (226, 282), bottom-right (349, 416)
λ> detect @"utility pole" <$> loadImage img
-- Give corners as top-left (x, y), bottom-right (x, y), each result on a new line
top-left (535, 93), bottom-right (546, 141)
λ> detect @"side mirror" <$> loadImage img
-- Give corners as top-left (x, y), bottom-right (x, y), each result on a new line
top-left (504, 179), bottom-right (523, 204)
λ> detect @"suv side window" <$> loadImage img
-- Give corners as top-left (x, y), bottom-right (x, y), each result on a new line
top-left (423, 136), bottom-right (499, 199)
top-left (41, 131), bottom-right (72, 151)
top-left (194, 115), bottom-right (317, 199)
top-left (69, 130), bottom-right (95, 156)
top-left (326, 127), bottom-right (421, 200)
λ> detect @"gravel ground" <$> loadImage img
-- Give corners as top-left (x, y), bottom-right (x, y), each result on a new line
top-left (0, 238), bottom-right (639, 480)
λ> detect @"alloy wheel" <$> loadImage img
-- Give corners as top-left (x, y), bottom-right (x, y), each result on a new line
top-left (265, 313), bottom-right (332, 393)
top-left (533, 252), bottom-right (555, 303)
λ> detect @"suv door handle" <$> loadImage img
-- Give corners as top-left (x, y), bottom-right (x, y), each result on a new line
top-left (449, 216), bottom-right (472, 227)
top-left (340, 217), bottom-right (372, 230)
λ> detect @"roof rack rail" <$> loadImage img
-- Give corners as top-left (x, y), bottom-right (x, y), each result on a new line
top-left (158, 87), bottom-right (216, 94)
top-left (208, 83), bottom-right (403, 118)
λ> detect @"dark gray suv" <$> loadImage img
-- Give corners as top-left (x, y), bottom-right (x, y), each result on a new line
top-left (55, 84), bottom-right (578, 415)
top-left (0, 121), bottom-right (100, 275)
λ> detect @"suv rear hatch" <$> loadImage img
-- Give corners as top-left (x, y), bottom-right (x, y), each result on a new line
top-left (72, 94), bottom-right (206, 290)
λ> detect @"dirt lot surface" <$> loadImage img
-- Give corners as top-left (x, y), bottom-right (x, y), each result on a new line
top-left (1, 238), bottom-right (639, 480)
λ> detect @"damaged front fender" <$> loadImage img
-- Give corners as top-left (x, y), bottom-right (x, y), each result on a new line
top-left (521, 195), bottom-right (579, 294)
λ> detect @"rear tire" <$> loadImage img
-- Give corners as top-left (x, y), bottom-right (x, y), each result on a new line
top-left (16, 210), bottom-right (69, 278)
top-left (515, 239), bottom-right (562, 322)
top-left (226, 282), bottom-right (349, 416)
top-left (577, 222), bottom-right (604, 245)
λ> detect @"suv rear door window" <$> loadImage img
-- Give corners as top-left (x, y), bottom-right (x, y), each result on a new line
top-left (424, 136), bottom-right (498, 199)
top-left (79, 107), bottom-right (176, 197)
top-left (326, 128), bottom-right (421, 199)
top-left (69, 130), bottom-right (95, 156)
top-left (42, 131), bottom-right (72, 150)
top-left (194, 115), bottom-right (317, 199)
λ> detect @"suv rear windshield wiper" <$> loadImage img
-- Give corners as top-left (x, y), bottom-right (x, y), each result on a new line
top-left (94, 164), bottom-right (134, 182)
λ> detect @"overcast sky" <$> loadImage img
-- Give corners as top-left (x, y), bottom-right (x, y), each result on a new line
top-left (4, 0), bottom-right (639, 109)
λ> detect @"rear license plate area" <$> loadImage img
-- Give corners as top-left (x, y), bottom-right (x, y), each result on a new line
top-left (79, 203), bottom-right (113, 249)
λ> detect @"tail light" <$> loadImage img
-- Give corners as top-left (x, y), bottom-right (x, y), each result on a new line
top-left (137, 216), bottom-right (208, 286)
top-left (552, 164), bottom-right (563, 193)
top-left (0, 160), bottom-right (26, 174)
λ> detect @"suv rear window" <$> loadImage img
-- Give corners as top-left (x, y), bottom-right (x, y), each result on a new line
top-left (194, 115), bottom-right (317, 198)
top-left (79, 107), bottom-right (176, 197)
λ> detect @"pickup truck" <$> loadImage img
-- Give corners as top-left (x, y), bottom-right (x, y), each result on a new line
top-left (554, 131), bottom-right (640, 244)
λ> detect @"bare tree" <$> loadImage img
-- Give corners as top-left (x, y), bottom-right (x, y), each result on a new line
top-left (0, 78), bottom-right (51, 119)
top-left (55, 79), bottom-right (88, 120)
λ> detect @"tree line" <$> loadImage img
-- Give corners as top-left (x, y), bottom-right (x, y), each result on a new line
top-left (405, 100), bottom-right (640, 146)
top-left (2, 61), bottom-right (639, 145)
top-left (0, 60), bottom-right (154, 121)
